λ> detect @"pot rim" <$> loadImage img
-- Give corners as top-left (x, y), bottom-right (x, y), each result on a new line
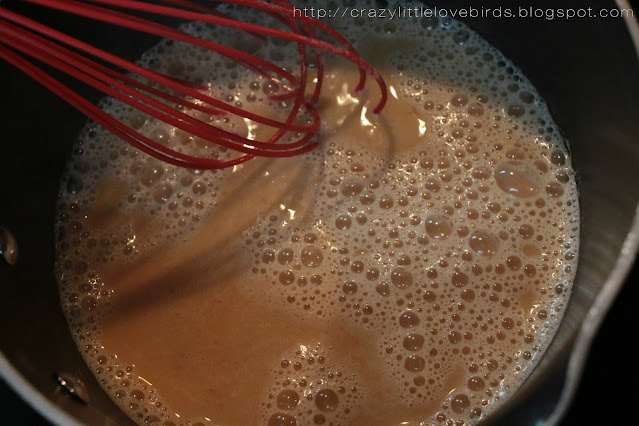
top-left (0, 353), bottom-right (83, 426)
top-left (546, 5), bottom-right (639, 424)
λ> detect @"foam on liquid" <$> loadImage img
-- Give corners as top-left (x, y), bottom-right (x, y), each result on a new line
top-left (55, 2), bottom-right (579, 425)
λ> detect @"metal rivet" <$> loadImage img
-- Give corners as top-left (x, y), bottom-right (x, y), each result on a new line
top-left (55, 372), bottom-right (90, 404)
top-left (0, 226), bottom-right (18, 265)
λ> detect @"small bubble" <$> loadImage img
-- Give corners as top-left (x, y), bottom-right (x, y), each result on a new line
top-left (404, 355), bottom-right (426, 372)
top-left (524, 264), bottom-right (537, 277)
top-left (494, 161), bottom-right (540, 198)
top-left (556, 171), bottom-right (570, 183)
top-left (351, 261), bottom-right (364, 273)
top-left (379, 195), bottom-right (394, 209)
top-left (550, 150), bottom-right (566, 166)
top-left (425, 215), bottom-right (453, 240)
top-left (451, 94), bottom-right (469, 107)
top-left (366, 268), bottom-right (380, 280)
top-left (423, 291), bottom-right (437, 302)
top-left (278, 248), bottom-right (294, 264)
top-left (460, 289), bottom-right (475, 301)
top-left (153, 184), bottom-right (173, 204)
top-left (359, 191), bottom-right (376, 205)
top-left (506, 104), bottom-right (525, 118)
top-left (424, 179), bottom-right (441, 192)
top-left (341, 179), bottom-right (364, 197)
top-left (451, 270), bottom-right (469, 288)
top-left (420, 158), bottom-right (434, 169)
top-left (391, 268), bottom-right (413, 289)
top-left (276, 390), bottom-right (300, 410)
top-left (545, 182), bottom-right (564, 198)
top-left (375, 282), bottom-right (390, 296)
top-left (469, 231), bottom-right (498, 256)
top-left (403, 333), bottom-right (425, 351)
top-left (471, 166), bottom-right (491, 180)
top-left (130, 389), bottom-right (144, 401)
top-left (518, 224), bottom-right (535, 239)
top-left (262, 249), bottom-right (276, 264)
top-left (267, 412), bottom-right (296, 426)
top-left (355, 213), bottom-right (368, 225)
top-left (335, 215), bottom-right (352, 230)
top-left (342, 281), bottom-right (358, 295)
top-left (315, 389), bottom-right (339, 412)
top-left (262, 81), bottom-right (280, 95)
top-left (448, 330), bottom-right (462, 344)
top-left (468, 376), bottom-right (485, 391)
top-left (80, 297), bottom-right (97, 311)
top-left (506, 256), bottom-right (522, 271)
top-left (399, 311), bottom-right (420, 328)
top-left (506, 149), bottom-right (525, 160)
top-left (279, 270), bottom-right (295, 285)
top-left (467, 103), bottom-right (485, 116)
top-left (502, 317), bottom-right (515, 329)
top-left (301, 246), bottom-right (323, 268)
top-left (421, 15), bottom-right (439, 30)
top-left (519, 91), bottom-right (535, 104)
top-left (140, 163), bottom-right (164, 187)
top-left (451, 394), bottom-right (471, 414)
top-left (192, 181), bottom-right (206, 195)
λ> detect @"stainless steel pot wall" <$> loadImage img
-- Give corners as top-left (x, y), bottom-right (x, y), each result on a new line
top-left (1, 1), bottom-right (638, 425)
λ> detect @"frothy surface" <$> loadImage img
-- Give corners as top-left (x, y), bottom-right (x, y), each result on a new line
top-left (55, 2), bottom-right (579, 424)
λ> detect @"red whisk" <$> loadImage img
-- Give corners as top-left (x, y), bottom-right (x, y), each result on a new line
top-left (0, 0), bottom-right (387, 169)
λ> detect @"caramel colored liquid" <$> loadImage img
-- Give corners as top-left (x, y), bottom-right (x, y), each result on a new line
top-left (56, 3), bottom-right (579, 425)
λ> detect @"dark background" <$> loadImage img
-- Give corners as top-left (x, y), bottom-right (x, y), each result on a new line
top-left (1, 0), bottom-right (638, 425)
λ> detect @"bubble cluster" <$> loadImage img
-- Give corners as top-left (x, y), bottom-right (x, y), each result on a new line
top-left (261, 345), bottom-right (361, 426)
top-left (55, 1), bottom-right (579, 425)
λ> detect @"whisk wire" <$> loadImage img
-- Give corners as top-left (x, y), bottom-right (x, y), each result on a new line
top-left (0, 0), bottom-right (387, 169)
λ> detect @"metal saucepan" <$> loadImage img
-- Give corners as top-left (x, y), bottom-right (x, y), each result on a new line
top-left (1, 0), bottom-right (638, 424)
